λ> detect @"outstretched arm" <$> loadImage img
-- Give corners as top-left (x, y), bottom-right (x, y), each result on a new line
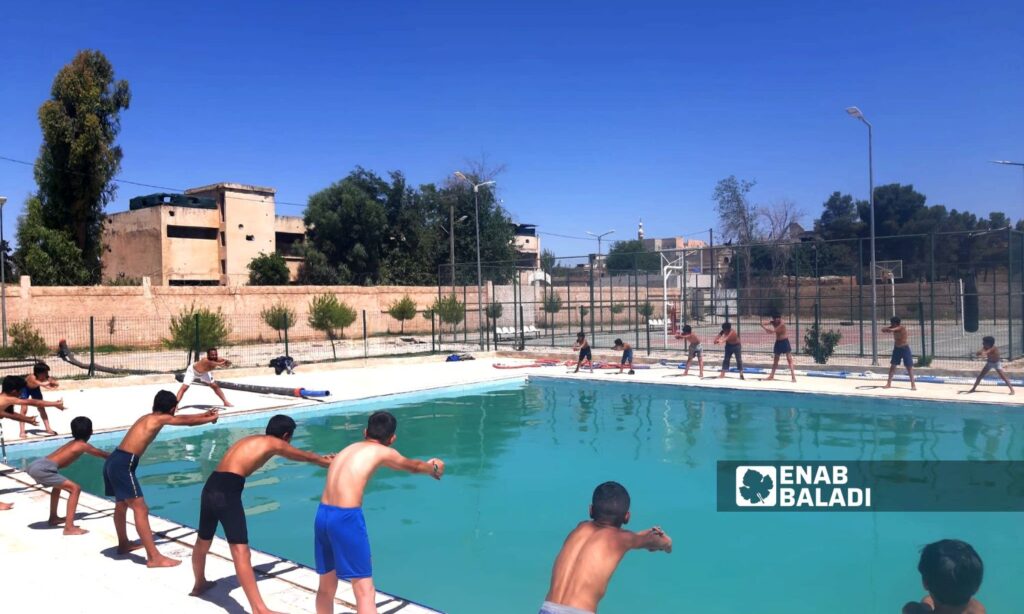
top-left (2, 410), bottom-right (38, 426)
top-left (275, 441), bottom-right (333, 468)
top-left (381, 449), bottom-right (445, 480)
top-left (626, 527), bottom-right (672, 553)
top-left (20, 398), bottom-right (65, 410)
top-left (84, 443), bottom-right (111, 459)
top-left (167, 410), bottom-right (219, 426)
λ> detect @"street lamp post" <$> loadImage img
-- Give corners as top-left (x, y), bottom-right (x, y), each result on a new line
top-left (453, 172), bottom-right (496, 351)
top-left (846, 106), bottom-right (878, 366)
top-left (990, 160), bottom-right (1024, 212)
top-left (586, 230), bottom-right (614, 339)
top-left (0, 195), bottom-right (7, 348)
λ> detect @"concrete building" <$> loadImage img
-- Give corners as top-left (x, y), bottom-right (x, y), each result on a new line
top-left (512, 223), bottom-right (541, 269)
top-left (103, 183), bottom-right (305, 286)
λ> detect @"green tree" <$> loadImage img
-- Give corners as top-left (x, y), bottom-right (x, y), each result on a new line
top-left (33, 50), bottom-right (130, 283)
top-left (296, 244), bottom-right (341, 285)
top-left (248, 252), bottom-right (290, 285)
top-left (165, 304), bottom-right (231, 352)
top-left (540, 249), bottom-right (557, 273)
top-left (0, 321), bottom-right (49, 359)
top-left (260, 302), bottom-right (295, 341)
top-left (803, 326), bottom-right (842, 364)
top-left (13, 196), bottom-right (92, 286)
top-left (380, 172), bottom-right (439, 285)
top-left (387, 295), bottom-right (418, 333)
top-left (485, 301), bottom-right (504, 320)
top-left (637, 301), bottom-right (655, 319)
top-left (713, 176), bottom-right (759, 295)
top-left (308, 294), bottom-right (357, 359)
top-left (432, 294), bottom-right (465, 333)
top-left (604, 240), bottom-right (661, 273)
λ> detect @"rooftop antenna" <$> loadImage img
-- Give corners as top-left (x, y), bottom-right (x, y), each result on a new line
top-left (638, 219), bottom-right (645, 240)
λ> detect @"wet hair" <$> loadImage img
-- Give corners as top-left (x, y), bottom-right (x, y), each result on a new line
top-left (721, 322), bottom-right (732, 332)
top-left (366, 410), bottom-right (397, 444)
top-left (152, 390), bottom-right (178, 414)
top-left (918, 539), bottom-right (983, 607)
top-left (613, 338), bottom-right (624, 348)
top-left (576, 332), bottom-right (586, 341)
top-left (771, 313), bottom-right (782, 320)
top-left (33, 362), bottom-right (50, 377)
top-left (891, 316), bottom-right (901, 325)
top-left (591, 481), bottom-right (630, 526)
top-left (266, 414), bottom-right (296, 439)
top-left (206, 348), bottom-right (219, 357)
top-left (682, 325), bottom-right (692, 334)
top-left (982, 336), bottom-right (995, 348)
top-left (70, 416), bottom-right (93, 441)
top-left (2, 375), bottom-right (26, 395)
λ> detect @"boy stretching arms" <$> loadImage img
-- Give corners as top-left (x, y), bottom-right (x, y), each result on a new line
top-left (883, 316), bottom-right (917, 390)
top-left (315, 410), bottom-right (445, 614)
top-left (965, 336), bottom-right (1014, 395)
top-left (680, 325), bottom-right (704, 377)
top-left (612, 339), bottom-right (634, 374)
top-left (903, 539), bottom-right (985, 614)
top-left (191, 414), bottom-right (332, 614)
top-left (19, 361), bottom-right (61, 437)
top-left (540, 481), bottom-right (672, 614)
top-left (760, 314), bottom-right (796, 382)
top-left (104, 390), bottom-right (219, 567)
top-left (714, 322), bottom-right (745, 380)
top-left (572, 333), bottom-right (593, 374)
top-left (26, 416), bottom-right (108, 535)
top-left (177, 348), bottom-right (233, 407)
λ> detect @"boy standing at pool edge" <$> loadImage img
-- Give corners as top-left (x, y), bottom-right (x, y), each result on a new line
top-left (883, 316), bottom-right (917, 391)
top-left (191, 414), bottom-right (333, 614)
top-left (965, 336), bottom-right (1014, 395)
top-left (573, 333), bottom-right (593, 373)
top-left (760, 314), bottom-right (796, 382)
top-left (714, 322), bottom-right (745, 380)
top-left (26, 416), bottom-right (108, 535)
top-left (19, 361), bottom-right (61, 437)
top-left (679, 325), bottom-right (704, 377)
top-left (177, 347), bottom-right (233, 407)
top-left (540, 481), bottom-right (672, 614)
top-left (104, 390), bottom-right (219, 568)
top-left (315, 410), bottom-right (445, 614)
top-left (612, 339), bottom-right (634, 374)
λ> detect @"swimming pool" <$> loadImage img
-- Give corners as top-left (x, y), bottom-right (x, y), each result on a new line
top-left (6, 377), bottom-right (1022, 613)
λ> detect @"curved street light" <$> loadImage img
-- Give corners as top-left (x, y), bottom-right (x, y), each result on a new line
top-left (453, 171), bottom-right (497, 350)
top-left (846, 106), bottom-right (878, 366)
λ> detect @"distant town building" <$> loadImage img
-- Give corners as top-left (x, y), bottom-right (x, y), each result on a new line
top-left (512, 223), bottom-right (541, 269)
top-left (103, 183), bottom-right (305, 286)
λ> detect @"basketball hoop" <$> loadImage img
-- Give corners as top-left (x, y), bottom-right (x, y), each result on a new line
top-left (874, 260), bottom-right (902, 318)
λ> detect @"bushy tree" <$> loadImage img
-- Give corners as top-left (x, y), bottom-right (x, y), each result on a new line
top-left (308, 294), bottom-right (357, 359)
top-left (604, 240), bottom-right (661, 273)
top-left (296, 244), bottom-right (341, 285)
top-left (432, 294), bottom-right (465, 332)
top-left (0, 321), bottom-right (49, 359)
top-left (387, 295), bottom-right (418, 333)
top-left (248, 252), bottom-right (290, 285)
top-left (165, 304), bottom-right (230, 352)
top-left (14, 196), bottom-right (92, 286)
top-left (261, 302), bottom-right (295, 341)
top-left (804, 326), bottom-right (842, 364)
top-left (33, 50), bottom-right (130, 284)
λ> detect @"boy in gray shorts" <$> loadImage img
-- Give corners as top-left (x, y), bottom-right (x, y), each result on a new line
top-left (26, 416), bottom-right (109, 535)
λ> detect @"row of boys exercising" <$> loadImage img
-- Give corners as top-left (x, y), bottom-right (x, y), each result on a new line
top-left (6, 389), bottom-right (989, 614)
top-left (571, 316), bottom-right (1014, 394)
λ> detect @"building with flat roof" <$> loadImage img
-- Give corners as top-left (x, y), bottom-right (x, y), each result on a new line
top-left (512, 223), bottom-right (541, 269)
top-left (102, 183), bottom-right (305, 286)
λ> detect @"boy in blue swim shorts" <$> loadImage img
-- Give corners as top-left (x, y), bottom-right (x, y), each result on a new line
top-left (315, 410), bottom-right (446, 614)
top-left (882, 316), bottom-right (917, 391)
top-left (612, 339), bottom-right (634, 374)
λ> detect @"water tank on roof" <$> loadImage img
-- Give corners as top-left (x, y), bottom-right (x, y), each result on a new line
top-left (129, 193), bottom-right (216, 210)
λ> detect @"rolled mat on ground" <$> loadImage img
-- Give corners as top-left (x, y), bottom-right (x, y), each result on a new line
top-left (172, 372), bottom-right (330, 398)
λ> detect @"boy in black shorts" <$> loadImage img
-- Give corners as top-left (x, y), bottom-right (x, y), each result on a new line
top-left (19, 362), bottom-right (61, 437)
top-left (573, 333), bottom-right (593, 373)
top-left (191, 415), bottom-right (331, 613)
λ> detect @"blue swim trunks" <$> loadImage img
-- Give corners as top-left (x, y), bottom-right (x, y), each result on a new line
top-left (621, 348), bottom-right (634, 364)
top-left (19, 386), bottom-right (42, 401)
top-left (103, 448), bottom-right (142, 502)
top-left (314, 503), bottom-right (372, 579)
top-left (890, 346), bottom-right (913, 368)
top-left (773, 339), bottom-right (792, 356)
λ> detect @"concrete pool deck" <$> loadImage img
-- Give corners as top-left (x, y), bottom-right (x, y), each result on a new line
top-left (1, 354), bottom-right (1018, 613)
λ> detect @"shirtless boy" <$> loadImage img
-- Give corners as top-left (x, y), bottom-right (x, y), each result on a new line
top-left (714, 322), bottom-right (745, 380)
top-left (191, 414), bottom-right (332, 614)
top-left (19, 361), bottom-right (61, 436)
top-left (315, 410), bottom-right (445, 614)
top-left (1, 375), bottom-right (61, 431)
top-left (902, 539), bottom-right (986, 614)
top-left (883, 316), bottom-right (917, 390)
top-left (679, 325), bottom-right (703, 378)
top-left (103, 390), bottom-right (219, 567)
top-left (26, 416), bottom-right (108, 535)
top-left (760, 315), bottom-right (796, 382)
top-left (573, 333), bottom-right (593, 374)
top-left (965, 336), bottom-right (1014, 395)
top-left (612, 339), bottom-right (634, 375)
top-left (177, 348), bottom-right (233, 407)
top-left (540, 481), bottom-right (672, 614)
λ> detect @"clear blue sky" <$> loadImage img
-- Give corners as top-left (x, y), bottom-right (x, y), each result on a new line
top-left (1, 1), bottom-right (1022, 257)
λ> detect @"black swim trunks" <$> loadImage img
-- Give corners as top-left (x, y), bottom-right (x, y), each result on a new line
top-left (103, 448), bottom-right (142, 502)
top-left (198, 471), bottom-right (248, 544)
top-left (578, 345), bottom-right (592, 363)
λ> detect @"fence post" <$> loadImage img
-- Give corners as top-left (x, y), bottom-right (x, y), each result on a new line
top-left (929, 233), bottom-right (936, 358)
top-left (284, 323), bottom-right (290, 358)
top-left (193, 313), bottom-right (201, 367)
top-left (566, 274), bottom-right (572, 339)
top-left (362, 310), bottom-right (368, 359)
top-left (88, 316), bottom-right (96, 377)
top-left (1009, 227), bottom-right (1015, 360)
top-left (633, 261), bottom-right (640, 350)
top-left (589, 255), bottom-right (596, 343)
top-left (463, 286), bottom-right (468, 344)
top-left (794, 249), bottom-right (801, 351)
top-left (858, 238), bottom-right (865, 357)
top-left (431, 311), bottom-right (436, 353)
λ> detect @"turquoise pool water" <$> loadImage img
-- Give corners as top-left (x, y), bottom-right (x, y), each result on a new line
top-left (6, 378), bottom-right (1023, 613)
